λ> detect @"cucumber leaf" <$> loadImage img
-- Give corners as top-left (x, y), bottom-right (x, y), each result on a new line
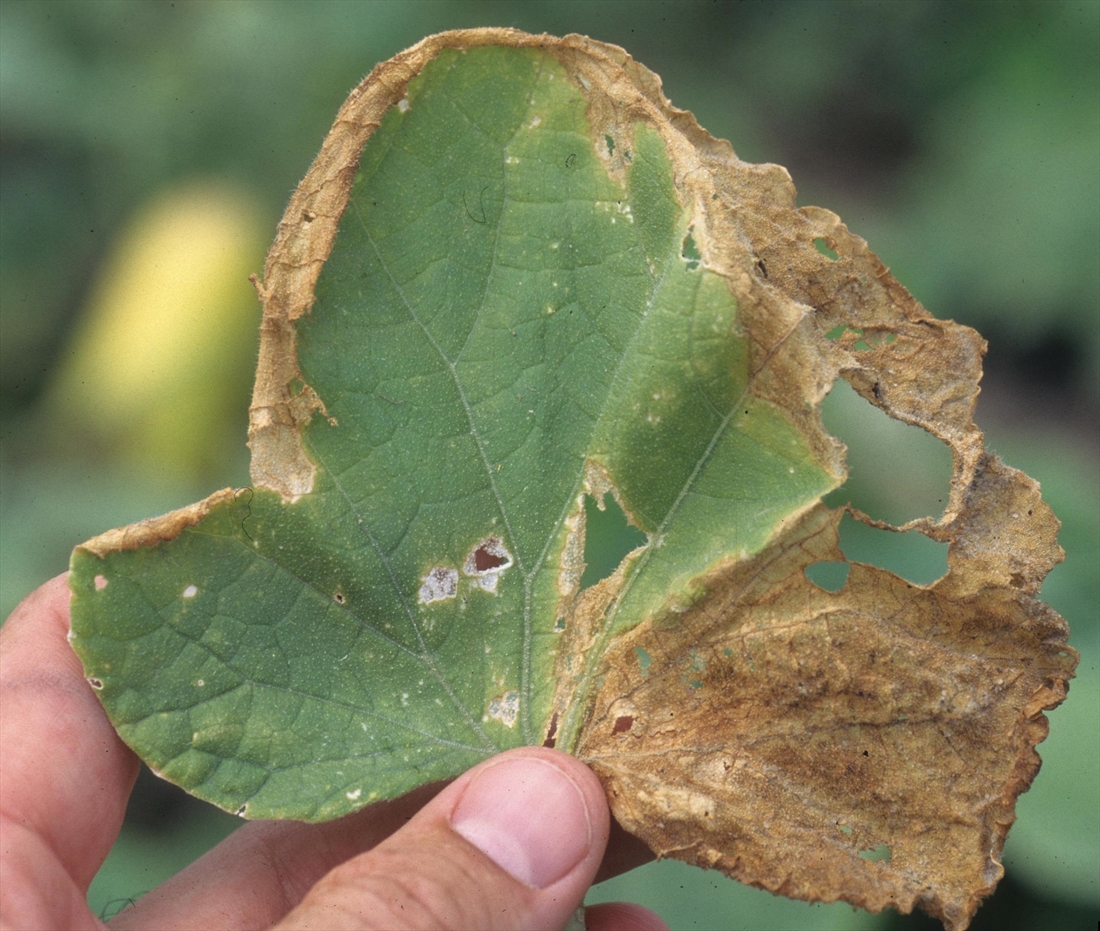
top-left (69, 29), bottom-right (1075, 931)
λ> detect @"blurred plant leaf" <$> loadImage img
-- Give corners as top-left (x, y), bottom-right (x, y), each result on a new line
top-left (68, 30), bottom-right (1075, 931)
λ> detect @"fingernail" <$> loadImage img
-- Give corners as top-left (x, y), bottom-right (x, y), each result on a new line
top-left (450, 756), bottom-right (593, 889)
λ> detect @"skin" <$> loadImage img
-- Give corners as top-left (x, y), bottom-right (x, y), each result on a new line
top-left (0, 574), bottom-right (666, 931)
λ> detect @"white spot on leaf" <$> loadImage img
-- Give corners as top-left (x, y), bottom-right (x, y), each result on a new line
top-left (474, 574), bottom-right (500, 593)
top-left (397, 97), bottom-right (410, 113)
top-left (488, 690), bottom-right (520, 728)
top-left (182, 584), bottom-right (198, 599)
top-left (418, 566), bottom-right (458, 604)
top-left (346, 788), bottom-right (362, 800)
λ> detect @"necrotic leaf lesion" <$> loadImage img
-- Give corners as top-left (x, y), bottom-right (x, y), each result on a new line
top-left (462, 537), bottom-right (514, 594)
top-left (418, 566), bottom-right (458, 604)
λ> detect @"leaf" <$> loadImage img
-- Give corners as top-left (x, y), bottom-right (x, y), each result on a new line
top-left (69, 29), bottom-right (1076, 929)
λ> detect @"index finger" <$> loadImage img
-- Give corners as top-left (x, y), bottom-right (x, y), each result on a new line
top-left (0, 574), bottom-right (139, 928)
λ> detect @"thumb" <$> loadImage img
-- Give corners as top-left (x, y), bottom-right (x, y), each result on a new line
top-left (275, 747), bottom-right (610, 931)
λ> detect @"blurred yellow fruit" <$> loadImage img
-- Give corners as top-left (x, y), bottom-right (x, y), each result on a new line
top-left (48, 181), bottom-right (266, 482)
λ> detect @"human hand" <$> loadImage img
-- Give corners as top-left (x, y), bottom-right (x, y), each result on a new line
top-left (0, 575), bottom-right (666, 931)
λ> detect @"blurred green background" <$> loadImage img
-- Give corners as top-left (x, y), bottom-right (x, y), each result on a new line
top-left (1, 1), bottom-right (1096, 928)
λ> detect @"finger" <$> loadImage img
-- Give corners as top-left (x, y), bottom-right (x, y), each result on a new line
top-left (0, 574), bottom-right (139, 929)
top-left (110, 765), bottom-right (654, 930)
top-left (584, 902), bottom-right (670, 931)
top-left (277, 746), bottom-right (610, 931)
top-left (107, 780), bottom-right (445, 930)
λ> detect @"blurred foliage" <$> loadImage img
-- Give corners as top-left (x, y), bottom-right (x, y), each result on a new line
top-left (2, 2), bottom-right (1096, 929)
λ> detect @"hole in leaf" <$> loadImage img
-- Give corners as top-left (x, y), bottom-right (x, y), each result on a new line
top-left (681, 229), bottom-right (702, 270)
top-left (543, 712), bottom-right (559, 748)
top-left (463, 537), bottom-right (513, 577)
top-left (613, 715), bottom-right (635, 734)
top-left (821, 379), bottom-right (953, 525)
top-left (604, 133), bottom-right (615, 156)
top-left (473, 545), bottom-right (507, 572)
top-left (88, 677), bottom-right (104, 690)
top-left (94, 575), bottom-right (108, 590)
top-left (635, 646), bottom-right (652, 677)
top-left (804, 561), bottom-right (850, 592)
top-left (814, 237), bottom-right (839, 260)
top-left (333, 591), bottom-right (346, 604)
top-left (580, 495), bottom-right (647, 589)
top-left (858, 844), bottom-right (892, 862)
top-left (838, 514), bottom-right (948, 586)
